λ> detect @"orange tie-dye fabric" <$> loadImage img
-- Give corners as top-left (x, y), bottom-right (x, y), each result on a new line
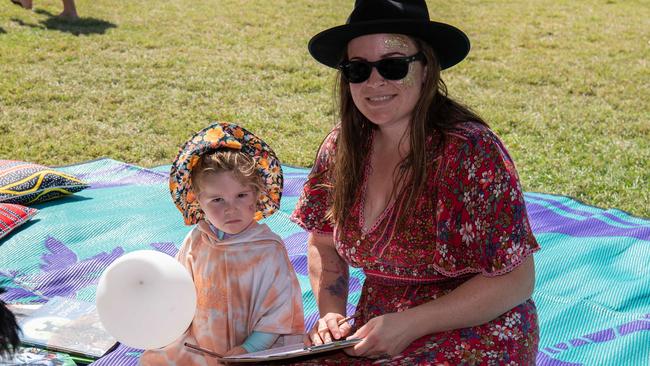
top-left (139, 222), bottom-right (304, 366)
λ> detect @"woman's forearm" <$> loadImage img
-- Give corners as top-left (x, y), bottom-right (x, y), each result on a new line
top-left (404, 256), bottom-right (536, 340)
top-left (307, 232), bottom-right (349, 316)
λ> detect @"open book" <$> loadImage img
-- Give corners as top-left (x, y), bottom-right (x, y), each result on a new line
top-left (186, 338), bottom-right (362, 363)
top-left (0, 346), bottom-right (78, 366)
top-left (16, 296), bottom-right (118, 360)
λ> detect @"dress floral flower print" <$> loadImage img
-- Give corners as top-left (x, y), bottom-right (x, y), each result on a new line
top-left (170, 122), bottom-right (283, 225)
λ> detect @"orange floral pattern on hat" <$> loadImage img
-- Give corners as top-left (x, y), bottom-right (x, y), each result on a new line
top-left (170, 122), bottom-right (283, 225)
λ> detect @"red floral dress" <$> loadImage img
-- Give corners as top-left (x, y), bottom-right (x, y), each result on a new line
top-left (290, 122), bottom-right (540, 365)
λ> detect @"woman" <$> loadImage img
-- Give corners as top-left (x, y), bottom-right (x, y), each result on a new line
top-left (291, 0), bottom-right (540, 364)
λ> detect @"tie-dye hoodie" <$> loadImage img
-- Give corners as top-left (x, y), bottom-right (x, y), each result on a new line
top-left (139, 221), bottom-right (304, 366)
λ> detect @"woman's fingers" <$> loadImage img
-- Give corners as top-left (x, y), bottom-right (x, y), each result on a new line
top-left (302, 333), bottom-right (312, 346)
top-left (344, 337), bottom-right (377, 357)
top-left (344, 323), bottom-right (373, 356)
top-left (344, 321), bottom-right (393, 359)
top-left (310, 332), bottom-right (323, 346)
top-left (310, 327), bottom-right (325, 346)
top-left (309, 313), bottom-right (352, 346)
top-left (319, 325), bottom-right (333, 344)
top-left (348, 321), bottom-right (370, 341)
top-left (325, 317), bottom-right (343, 339)
top-left (338, 321), bottom-right (353, 338)
top-left (312, 316), bottom-right (334, 345)
top-left (307, 321), bottom-right (326, 346)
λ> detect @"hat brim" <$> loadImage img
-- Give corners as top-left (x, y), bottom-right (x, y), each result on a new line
top-left (308, 19), bottom-right (470, 70)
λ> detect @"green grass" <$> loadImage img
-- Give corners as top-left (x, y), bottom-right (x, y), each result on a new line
top-left (1, 0), bottom-right (648, 217)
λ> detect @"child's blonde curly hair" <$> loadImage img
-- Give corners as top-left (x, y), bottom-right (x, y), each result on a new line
top-left (191, 150), bottom-right (264, 196)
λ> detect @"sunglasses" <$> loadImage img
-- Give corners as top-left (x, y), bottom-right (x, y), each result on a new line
top-left (338, 53), bottom-right (426, 84)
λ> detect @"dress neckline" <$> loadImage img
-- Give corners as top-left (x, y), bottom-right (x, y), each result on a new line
top-left (358, 132), bottom-right (400, 237)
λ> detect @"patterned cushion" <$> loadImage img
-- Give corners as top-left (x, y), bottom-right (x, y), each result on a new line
top-left (0, 160), bottom-right (89, 205)
top-left (0, 203), bottom-right (38, 240)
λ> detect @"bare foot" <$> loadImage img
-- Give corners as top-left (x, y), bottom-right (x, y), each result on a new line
top-left (60, 0), bottom-right (78, 19)
top-left (13, 0), bottom-right (32, 9)
top-left (57, 10), bottom-right (78, 19)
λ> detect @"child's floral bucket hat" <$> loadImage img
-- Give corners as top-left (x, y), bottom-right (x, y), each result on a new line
top-left (170, 122), bottom-right (283, 225)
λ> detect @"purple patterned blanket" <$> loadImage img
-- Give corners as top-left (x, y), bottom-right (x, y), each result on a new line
top-left (0, 159), bottom-right (648, 365)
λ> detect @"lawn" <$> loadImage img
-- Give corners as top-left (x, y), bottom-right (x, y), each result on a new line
top-left (0, 0), bottom-right (648, 217)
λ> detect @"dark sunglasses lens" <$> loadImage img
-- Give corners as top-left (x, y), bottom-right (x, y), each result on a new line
top-left (377, 59), bottom-right (410, 80)
top-left (343, 62), bottom-right (372, 83)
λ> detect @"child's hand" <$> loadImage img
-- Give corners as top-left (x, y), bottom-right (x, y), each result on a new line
top-left (223, 345), bottom-right (248, 357)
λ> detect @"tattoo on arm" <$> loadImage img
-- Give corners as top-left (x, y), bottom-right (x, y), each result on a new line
top-left (325, 275), bottom-right (349, 300)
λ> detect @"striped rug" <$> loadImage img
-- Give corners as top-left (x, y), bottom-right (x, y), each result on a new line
top-left (0, 158), bottom-right (647, 365)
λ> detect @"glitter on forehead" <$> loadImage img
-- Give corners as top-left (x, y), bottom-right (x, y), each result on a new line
top-left (384, 35), bottom-right (409, 50)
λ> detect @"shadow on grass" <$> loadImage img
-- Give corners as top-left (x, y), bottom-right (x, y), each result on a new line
top-left (11, 9), bottom-right (116, 35)
top-left (0, 26), bottom-right (5, 34)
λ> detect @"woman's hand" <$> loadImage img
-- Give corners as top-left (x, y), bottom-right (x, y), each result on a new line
top-left (304, 313), bottom-right (353, 346)
top-left (342, 257), bottom-right (537, 358)
top-left (344, 312), bottom-right (417, 358)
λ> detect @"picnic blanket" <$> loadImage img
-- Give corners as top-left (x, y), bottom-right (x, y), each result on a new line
top-left (0, 158), bottom-right (648, 365)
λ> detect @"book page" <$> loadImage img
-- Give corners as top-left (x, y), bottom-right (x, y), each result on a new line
top-left (18, 297), bottom-right (117, 359)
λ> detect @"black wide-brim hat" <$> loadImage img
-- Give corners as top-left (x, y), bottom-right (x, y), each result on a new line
top-left (308, 0), bottom-right (470, 70)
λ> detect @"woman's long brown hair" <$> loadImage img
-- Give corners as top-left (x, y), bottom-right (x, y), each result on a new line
top-left (327, 37), bottom-right (487, 230)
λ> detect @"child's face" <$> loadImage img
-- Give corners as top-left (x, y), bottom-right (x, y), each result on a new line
top-left (197, 171), bottom-right (257, 235)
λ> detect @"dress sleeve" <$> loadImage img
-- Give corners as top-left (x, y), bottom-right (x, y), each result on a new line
top-left (290, 128), bottom-right (339, 234)
top-left (435, 124), bottom-right (540, 277)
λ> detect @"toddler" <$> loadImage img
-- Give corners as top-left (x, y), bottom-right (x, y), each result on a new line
top-left (140, 122), bottom-right (304, 365)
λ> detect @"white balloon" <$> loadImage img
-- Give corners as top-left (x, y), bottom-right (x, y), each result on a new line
top-left (96, 250), bottom-right (196, 350)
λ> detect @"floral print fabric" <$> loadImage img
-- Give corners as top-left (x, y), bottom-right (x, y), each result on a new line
top-left (169, 122), bottom-right (283, 225)
top-left (291, 122), bottom-right (540, 365)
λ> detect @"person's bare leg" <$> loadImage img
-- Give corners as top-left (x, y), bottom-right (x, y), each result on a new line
top-left (59, 0), bottom-right (78, 19)
top-left (18, 0), bottom-right (32, 9)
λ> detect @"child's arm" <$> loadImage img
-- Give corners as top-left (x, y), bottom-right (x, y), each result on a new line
top-left (240, 331), bottom-right (280, 353)
top-left (221, 332), bottom-right (279, 356)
